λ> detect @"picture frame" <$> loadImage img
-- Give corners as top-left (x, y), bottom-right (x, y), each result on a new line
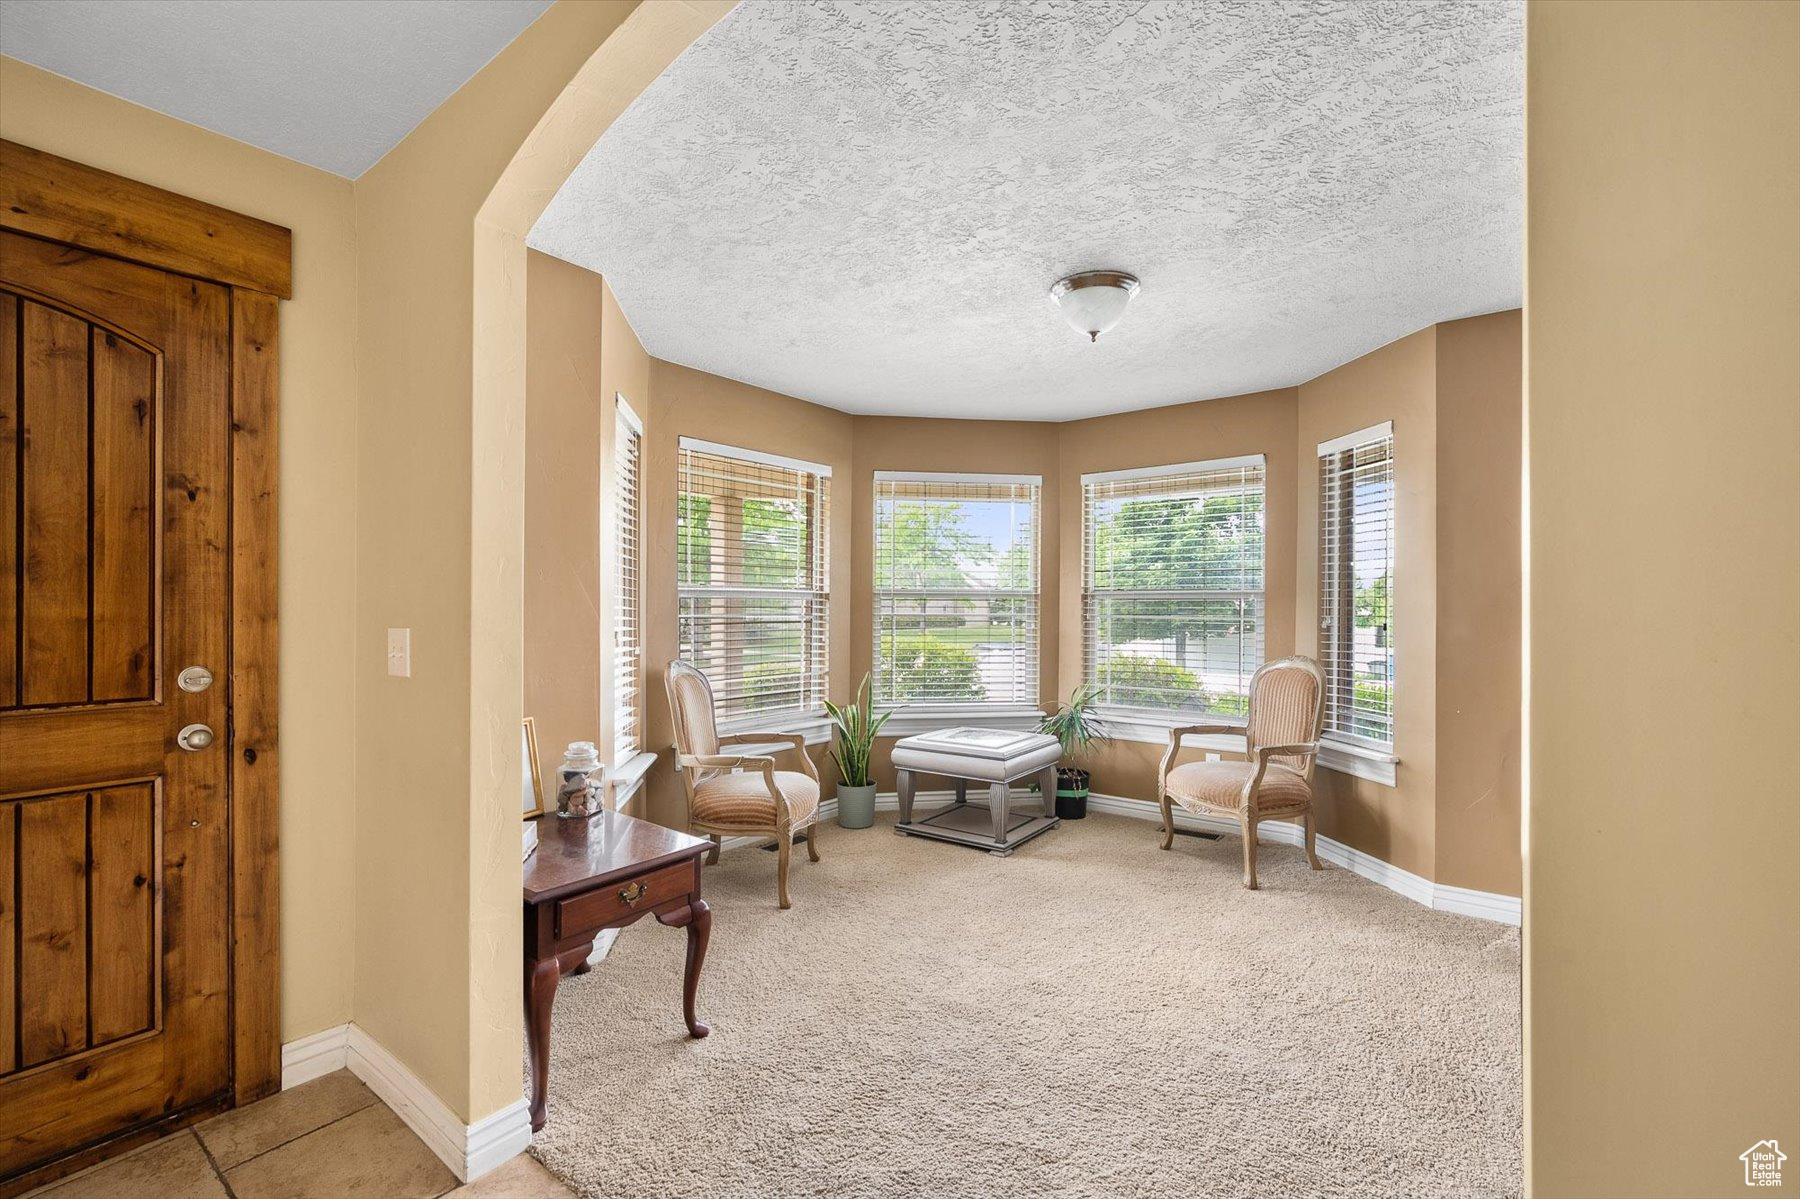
top-left (522, 717), bottom-right (546, 820)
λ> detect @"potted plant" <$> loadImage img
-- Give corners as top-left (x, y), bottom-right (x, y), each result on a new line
top-left (1038, 684), bottom-right (1108, 819)
top-left (824, 673), bottom-right (890, 829)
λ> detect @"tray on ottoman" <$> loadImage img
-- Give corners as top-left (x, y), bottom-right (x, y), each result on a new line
top-left (890, 728), bottom-right (1062, 856)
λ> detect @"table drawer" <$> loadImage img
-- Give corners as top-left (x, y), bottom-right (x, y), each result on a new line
top-left (556, 860), bottom-right (695, 937)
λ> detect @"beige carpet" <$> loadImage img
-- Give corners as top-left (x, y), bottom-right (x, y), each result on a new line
top-left (532, 812), bottom-right (1520, 1199)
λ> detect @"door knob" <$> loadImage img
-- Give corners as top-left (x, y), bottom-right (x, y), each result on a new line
top-left (177, 723), bottom-right (215, 751)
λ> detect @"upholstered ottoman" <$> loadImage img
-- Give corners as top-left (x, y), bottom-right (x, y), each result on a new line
top-left (890, 728), bottom-right (1063, 856)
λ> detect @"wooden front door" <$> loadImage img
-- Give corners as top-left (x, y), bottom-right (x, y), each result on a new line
top-left (0, 229), bottom-right (234, 1176)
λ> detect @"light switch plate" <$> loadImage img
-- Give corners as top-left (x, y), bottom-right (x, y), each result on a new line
top-left (386, 627), bottom-right (411, 678)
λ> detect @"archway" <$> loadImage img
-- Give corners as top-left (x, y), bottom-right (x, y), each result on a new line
top-left (464, 0), bottom-right (733, 1128)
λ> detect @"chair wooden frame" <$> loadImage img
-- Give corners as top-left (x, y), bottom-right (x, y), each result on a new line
top-left (665, 660), bottom-right (822, 909)
top-left (1157, 655), bottom-right (1326, 890)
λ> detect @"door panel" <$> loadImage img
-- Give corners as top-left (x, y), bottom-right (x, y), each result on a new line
top-left (18, 303), bottom-right (90, 707)
top-left (0, 294), bottom-right (15, 699)
top-left (90, 332), bottom-right (158, 703)
top-left (4, 295), bottom-right (160, 711)
top-left (0, 231), bottom-right (231, 1178)
top-left (88, 784), bottom-right (159, 1046)
top-left (16, 794), bottom-right (89, 1068)
top-left (0, 785), bottom-right (159, 1075)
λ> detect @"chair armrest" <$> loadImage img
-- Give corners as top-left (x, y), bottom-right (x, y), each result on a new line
top-left (717, 731), bottom-right (819, 781)
top-left (1240, 742), bottom-right (1321, 811)
top-left (1158, 725), bottom-right (1249, 793)
top-left (1167, 724), bottom-right (1245, 742)
top-left (678, 752), bottom-right (776, 772)
top-left (720, 731), bottom-right (805, 752)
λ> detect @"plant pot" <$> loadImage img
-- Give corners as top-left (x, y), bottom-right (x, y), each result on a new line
top-left (836, 783), bottom-right (877, 829)
top-left (1055, 767), bottom-right (1090, 820)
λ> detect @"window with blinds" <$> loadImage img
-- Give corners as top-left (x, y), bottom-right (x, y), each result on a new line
top-left (1318, 423), bottom-right (1395, 747)
top-left (873, 473), bottom-right (1040, 708)
top-left (611, 398), bottom-right (643, 758)
top-left (676, 439), bottom-right (831, 724)
top-left (1082, 456), bottom-right (1266, 719)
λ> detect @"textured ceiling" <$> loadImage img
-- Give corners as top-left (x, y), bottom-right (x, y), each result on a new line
top-left (0, 0), bottom-right (553, 177)
top-left (530, 0), bottom-right (1522, 421)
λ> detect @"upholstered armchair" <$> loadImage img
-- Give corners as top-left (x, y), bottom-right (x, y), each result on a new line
top-left (1157, 655), bottom-right (1326, 890)
top-left (664, 660), bottom-right (822, 909)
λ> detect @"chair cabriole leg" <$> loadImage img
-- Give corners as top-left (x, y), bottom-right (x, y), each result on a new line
top-left (777, 833), bottom-right (792, 909)
top-left (1159, 793), bottom-right (1176, 850)
top-left (1240, 812), bottom-right (1259, 890)
top-left (1303, 808), bottom-right (1322, 870)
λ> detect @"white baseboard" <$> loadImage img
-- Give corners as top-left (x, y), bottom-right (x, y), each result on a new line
top-left (717, 787), bottom-right (1519, 927)
top-left (281, 1023), bottom-right (530, 1182)
top-left (1431, 881), bottom-right (1523, 924)
top-left (280, 1024), bottom-right (350, 1090)
top-left (1084, 791), bottom-right (1518, 925)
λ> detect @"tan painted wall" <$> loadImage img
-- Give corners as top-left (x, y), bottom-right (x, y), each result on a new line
top-left (1058, 390), bottom-right (1303, 800)
top-left (1434, 311), bottom-right (1522, 897)
top-left (523, 257), bottom-right (653, 808)
top-left (524, 251), bottom-right (605, 791)
top-left (356, 0), bottom-right (730, 1121)
top-left (641, 361), bottom-right (855, 826)
top-left (1525, 3), bottom-right (1800, 1194)
top-left (1297, 331), bottom-right (1439, 879)
top-left (0, 57), bottom-right (361, 1044)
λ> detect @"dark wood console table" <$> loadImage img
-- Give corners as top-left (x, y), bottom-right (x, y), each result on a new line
top-left (522, 811), bottom-right (713, 1132)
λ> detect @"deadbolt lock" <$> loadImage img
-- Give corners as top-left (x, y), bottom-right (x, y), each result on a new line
top-left (178, 665), bottom-right (214, 693)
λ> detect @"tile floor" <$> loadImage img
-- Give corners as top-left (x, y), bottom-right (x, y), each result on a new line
top-left (27, 1071), bottom-right (575, 1199)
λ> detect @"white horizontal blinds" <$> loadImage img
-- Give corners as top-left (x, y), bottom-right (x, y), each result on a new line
top-left (1318, 427), bottom-right (1395, 747)
top-left (677, 442), bottom-right (830, 723)
top-left (1083, 459), bottom-right (1266, 718)
top-left (612, 402), bottom-right (643, 758)
top-left (873, 475), bottom-right (1040, 707)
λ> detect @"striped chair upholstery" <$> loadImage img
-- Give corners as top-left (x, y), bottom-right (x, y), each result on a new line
top-left (665, 659), bottom-right (822, 909)
top-left (1166, 760), bottom-right (1311, 814)
top-left (1245, 660), bottom-right (1323, 777)
top-left (693, 771), bottom-right (822, 829)
top-left (1157, 655), bottom-right (1326, 890)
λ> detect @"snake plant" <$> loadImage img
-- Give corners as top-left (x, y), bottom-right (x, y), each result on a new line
top-left (823, 673), bottom-right (892, 787)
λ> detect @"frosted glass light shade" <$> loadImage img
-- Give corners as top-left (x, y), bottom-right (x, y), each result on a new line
top-left (1050, 271), bottom-right (1140, 342)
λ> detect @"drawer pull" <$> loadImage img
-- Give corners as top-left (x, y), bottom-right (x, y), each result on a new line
top-left (619, 881), bottom-right (649, 906)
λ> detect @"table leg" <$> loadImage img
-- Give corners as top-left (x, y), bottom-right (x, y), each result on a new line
top-left (656, 898), bottom-right (712, 1038)
top-left (524, 955), bottom-right (561, 1132)
top-left (989, 780), bottom-right (1010, 844)
top-left (897, 769), bottom-right (915, 824)
top-left (1039, 763), bottom-right (1059, 818)
top-left (954, 779), bottom-right (967, 805)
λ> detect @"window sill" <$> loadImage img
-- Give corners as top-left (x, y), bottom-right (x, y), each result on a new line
top-left (876, 704), bottom-right (1048, 738)
top-left (608, 750), bottom-right (657, 808)
top-left (1094, 709), bottom-right (1249, 749)
top-left (1318, 738), bottom-right (1398, 787)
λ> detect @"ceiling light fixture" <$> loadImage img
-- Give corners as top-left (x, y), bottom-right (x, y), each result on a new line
top-left (1050, 270), bottom-right (1140, 343)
